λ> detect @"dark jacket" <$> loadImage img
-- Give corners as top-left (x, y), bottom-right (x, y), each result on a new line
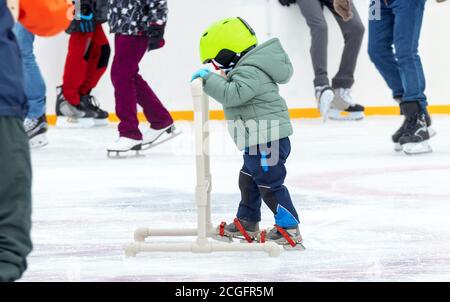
top-left (0, 0), bottom-right (28, 118)
top-left (66, 0), bottom-right (109, 34)
top-left (108, 0), bottom-right (168, 37)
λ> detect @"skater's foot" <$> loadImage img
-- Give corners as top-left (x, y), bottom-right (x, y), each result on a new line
top-left (315, 86), bottom-right (334, 122)
top-left (398, 102), bottom-right (432, 155)
top-left (143, 124), bottom-right (175, 146)
top-left (329, 88), bottom-right (365, 121)
top-left (107, 137), bottom-right (143, 158)
top-left (80, 94), bottom-right (109, 126)
top-left (215, 218), bottom-right (260, 243)
top-left (24, 114), bottom-right (49, 149)
top-left (393, 104), bottom-right (436, 152)
top-left (259, 225), bottom-right (304, 250)
top-left (55, 86), bottom-right (96, 129)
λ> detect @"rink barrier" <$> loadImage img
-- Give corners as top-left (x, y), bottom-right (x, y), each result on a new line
top-left (45, 105), bottom-right (450, 125)
top-left (122, 79), bottom-right (282, 258)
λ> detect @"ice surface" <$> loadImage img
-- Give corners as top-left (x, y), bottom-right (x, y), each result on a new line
top-left (21, 117), bottom-right (450, 282)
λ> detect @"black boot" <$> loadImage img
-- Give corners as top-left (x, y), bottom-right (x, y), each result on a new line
top-left (398, 102), bottom-right (432, 155)
top-left (392, 104), bottom-right (433, 151)
top-left (80, 94), bottom-right (109, 126)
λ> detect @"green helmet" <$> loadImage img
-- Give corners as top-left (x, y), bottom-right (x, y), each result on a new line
top-left (200, 17), bottom-right (258, 64)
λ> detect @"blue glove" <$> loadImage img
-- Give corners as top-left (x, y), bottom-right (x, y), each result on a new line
top-left (191, 68), bottom-right (211, 82)
top-left (75, 3), bottom-right (95, 33)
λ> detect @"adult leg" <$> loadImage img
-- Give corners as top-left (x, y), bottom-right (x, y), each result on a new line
top-left (297, 0), bottom-right (330, 87)
top-left (79, 24), bottom-right (111, 97)
top-left (111, 34), bottom-right (149, 140)
top-left (368, 2), bottom-right (404, 99)
top-left (135, 73), bottom-right (174, 130)
top-left (391, 0), bottom-right (427, 108)
top-left (0, 117), bottom-right (32, 282)
top-left (324, 0), bottom-right (365, 89)
top-left (62, 31), bottom-right (94, 105)
top-left (13, 23), bottom-right (46, 119)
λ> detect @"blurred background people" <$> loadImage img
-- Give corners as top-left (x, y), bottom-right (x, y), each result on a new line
top-left (56, 0), bottom-right (110, 128)
top-left (0, 0), bottom-right (70, 282)
top-left (279, 0), bottom-right (365, 121)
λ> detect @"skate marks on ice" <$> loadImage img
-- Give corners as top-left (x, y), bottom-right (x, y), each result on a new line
top-left (293, 165), bottom-right (450, 201)
top-left (23, 118), bottom-right (450, 281)
top-left (23, 189), bottom-right (450, 281)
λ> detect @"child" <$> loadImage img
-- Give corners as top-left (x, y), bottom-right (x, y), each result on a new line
top-left (107, 0), bottom-right (176, 154)
top-left (56, 0), bottom-right (110, 128)
top-left (192, 17), bottom-right (303, 249)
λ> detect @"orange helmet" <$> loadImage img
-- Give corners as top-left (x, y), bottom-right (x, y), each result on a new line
top-left (19, 0), bottom-right (72, 37)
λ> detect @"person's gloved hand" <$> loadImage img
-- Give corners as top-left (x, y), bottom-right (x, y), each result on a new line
top-left (191, 68), bottom-right (211, 82)
top-left (278, 0), bottom-right (296, 7)
top-left (334, 0), bottom-right (353, 22)
top-left (75, 3), bottom-right (95, 32)
top-left (148, 24), bottom-right (166, 51)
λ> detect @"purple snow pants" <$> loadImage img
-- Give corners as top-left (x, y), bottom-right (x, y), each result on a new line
top-left (111, 34), bottom-right (173, 140)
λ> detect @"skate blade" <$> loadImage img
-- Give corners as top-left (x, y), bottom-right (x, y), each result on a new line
top-left (141, 130), bottom-right (182, 151)
top-left (211, 235), bottom-right (234, 243)
top-left (107, 151), bottom-right (145, 159)
top-left (402, 141), bottom-right (432, 155)
top-left (56, 117), bottom-right (95, 129)
top-left (29, 134), bottom-right (49, 149)
top-left (328, 110), bottom-right (365, 121)
top-left (107, 146), bottom-right (144, 159)
top-left (393, 142), bottom-right (403, 152)
top-left (319, 91), bottom-right (334, 123)
top-left (94, 118), bottom-right (109, 127)
top-left (429, 127), bottom-right (437, 138)
top-left (283, 243), bottom-right (306, 251)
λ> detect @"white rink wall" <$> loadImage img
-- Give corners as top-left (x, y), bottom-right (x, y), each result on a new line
top-left (33, 0), bottom-right (450, 114)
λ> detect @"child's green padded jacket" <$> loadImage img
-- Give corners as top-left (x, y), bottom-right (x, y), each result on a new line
top-left (203, 38), bottom-right (294, 150)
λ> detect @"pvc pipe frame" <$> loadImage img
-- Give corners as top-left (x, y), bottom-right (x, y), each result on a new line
top-left (123, 79), bottom-right (282, 258)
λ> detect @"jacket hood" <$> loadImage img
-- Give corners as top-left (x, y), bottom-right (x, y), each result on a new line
top-left (235, 38), bottom-right (293, 84)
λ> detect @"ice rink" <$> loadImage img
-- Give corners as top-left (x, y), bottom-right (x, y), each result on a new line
top-left (22, 116), bottom-right (450, 282)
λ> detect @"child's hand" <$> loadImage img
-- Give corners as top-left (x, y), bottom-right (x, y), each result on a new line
top-left (191, 68), bottom-right (211, 82)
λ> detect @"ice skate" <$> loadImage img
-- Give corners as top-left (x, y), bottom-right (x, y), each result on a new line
top-left (80, 94), bottom-right (109, 126)
top-left (107, 137), bottom-right (143, 158)
top-left (315, 86), bottom-right (334, 122)
top-left (142, 124), bottom-right (181, 150)
top-left (214, 218), bottom-right (260, 243)
top-left (55, 86), bottom-right (96, 129)
top-left (328, 88), bottom-right (365, 121)
top-left (397, 102), bottom-right (432, 155)
top-left (392, 104), bottom-right (436, 152)
top-left (24, 114), bottom-right (49, 149)
top-left (258, 225), bottom-right (305, 251)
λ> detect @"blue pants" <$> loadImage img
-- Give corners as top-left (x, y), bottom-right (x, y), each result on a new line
top-left (368, 0), bottom-right (427, 108)
top-left (237, 138), bottom-right (300, 228)
top-left (13, 23), bottom-right (46, 119)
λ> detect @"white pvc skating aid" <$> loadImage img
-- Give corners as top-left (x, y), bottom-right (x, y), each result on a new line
top-left (123, 79), bottom-right (282, 258)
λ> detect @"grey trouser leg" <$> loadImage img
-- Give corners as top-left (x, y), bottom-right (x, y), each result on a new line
top-left (326, 1), bottom-right (365, 89)
top-left (297, 0), bottom-right (365, 89)
top-left (297, 0), bottom-right (329, 87)
top-left (0, 117), bottom-right (32, 282)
